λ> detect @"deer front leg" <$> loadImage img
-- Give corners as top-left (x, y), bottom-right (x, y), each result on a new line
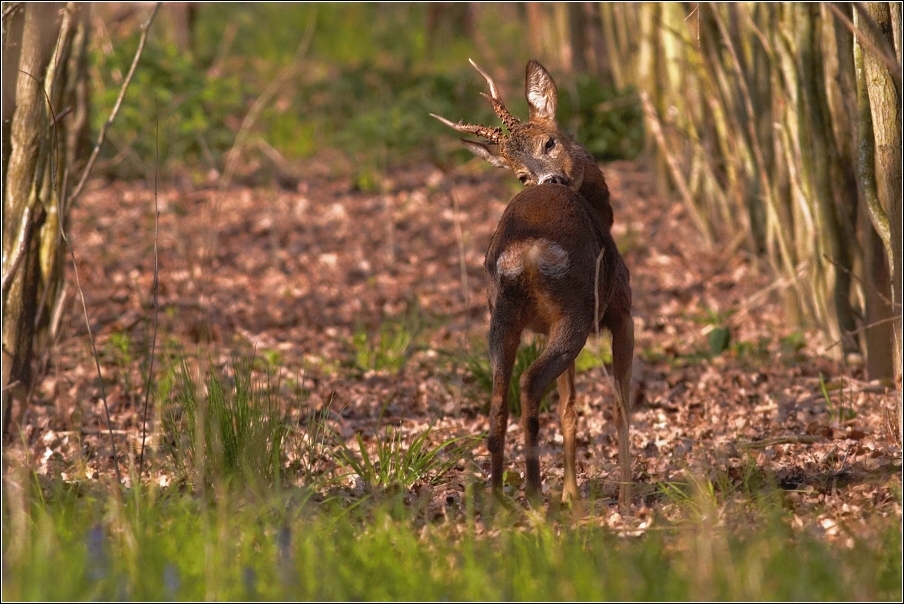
top-left (610, 311), bottom-right (635, 511)
top-left (557, 362), bottom-right (579, 503)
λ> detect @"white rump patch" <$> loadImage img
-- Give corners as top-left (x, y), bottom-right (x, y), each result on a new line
top-left (496, 242), bottom-right (529, 278)
top-left (496, 239), bottom-right (569, 280)
top-left (534, 241), bottom-right (570, 278)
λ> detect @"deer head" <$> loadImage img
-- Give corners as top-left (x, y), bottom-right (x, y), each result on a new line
top-left (431, 59), bottom-right (594, 191)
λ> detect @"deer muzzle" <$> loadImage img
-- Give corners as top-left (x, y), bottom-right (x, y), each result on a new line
top-left (539, 174), bottom-right (569, 186)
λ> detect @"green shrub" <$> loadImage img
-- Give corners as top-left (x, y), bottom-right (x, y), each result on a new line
top-left (89, 4), bottom-right (642, 179)
top-left (92, 34), bottom-right (245, 178)
top-left (557, 77), bottom-right (644, 160)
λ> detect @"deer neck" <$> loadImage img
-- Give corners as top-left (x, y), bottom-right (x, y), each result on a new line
top-left (576, 154), bottom-right (614, 230)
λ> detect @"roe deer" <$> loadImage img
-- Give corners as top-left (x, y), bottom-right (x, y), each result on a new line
top-left (432, 60), bottom-right (634, 508)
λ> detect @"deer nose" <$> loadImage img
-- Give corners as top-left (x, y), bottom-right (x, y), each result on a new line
top-left (540, 174), bottom-right (568, 186)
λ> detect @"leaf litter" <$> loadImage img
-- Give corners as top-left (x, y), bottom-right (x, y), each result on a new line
top-left (9, 159), bottom-right (901, 540)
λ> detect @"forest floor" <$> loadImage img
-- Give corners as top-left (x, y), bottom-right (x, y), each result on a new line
top-left (7, 157), bottom-right (901, 538)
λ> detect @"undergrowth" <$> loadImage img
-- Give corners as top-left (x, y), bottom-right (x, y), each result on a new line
top-left (3, 349), bottom-right (901, 601)
top-left (2, 473), bottom-right (900, 601)
top-left (91, 4), bottom-right (644, 180)
top-left (335, 418), bottom-right (474, 490)
top-left (158, 354), bottom-right (289, 489)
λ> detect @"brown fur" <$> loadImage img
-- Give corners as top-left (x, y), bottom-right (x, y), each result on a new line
top-left (434, 60), bottom-right (634, 508)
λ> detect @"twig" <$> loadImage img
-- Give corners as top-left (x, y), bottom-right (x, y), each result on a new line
top-left (51, 105), bottom-right (73, 124)
top-left (1, 380), bottom-right (22, 393)
top-left (1, 2), bottom-right (22, 22)
top-left (206, 21), bottom-right (238, 79)
top-left (736, 435), bottom-right (822, 449)
top-left (711, 261), bottom-right (808, 330)
top-left (821, 315), bottom-right (903, 353)
top-left (827, 2), bottom-right (903, 89)
top-left (1, 207), bottom-right (33, 299)
top-left (202, 5), bottom-right (318, 269)
top-left (61, 3), bottom-right (158, 486)
top-left (822, 253), bottom-right (895, 306)
top-left (138, 104), bottom-right (162, 477)
top-left (638, 90), bottom-right (711, 240)
top-left (684, 3), bottom-right (700, 47)
top-left (818, 253), bottom-right (899, 353)
top-left (66, 2), bottom-right (159, 206)
top-left (56, 429), bottom-right (138, 437)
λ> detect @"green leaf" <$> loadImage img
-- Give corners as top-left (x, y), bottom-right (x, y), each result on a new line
top-left (708, 326), bottom-right (731, 356)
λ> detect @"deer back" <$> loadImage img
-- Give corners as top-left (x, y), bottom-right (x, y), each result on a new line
top-left (484, 184), bottom-right (630, 336)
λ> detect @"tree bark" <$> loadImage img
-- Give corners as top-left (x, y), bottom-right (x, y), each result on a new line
top-left (2, 3), bottom-right (86, 441)
top-left (858, 4), bottom-right (900, 272)
top-left (567, 3), bottom-right (588, 74)
top-left (855, 2), bottom-right (902, 433)
top-left (797, 4), bottom-right (859, 355)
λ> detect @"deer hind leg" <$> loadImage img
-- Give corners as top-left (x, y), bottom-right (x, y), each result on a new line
top-left (556, 361), bottom-right (579, 503)
top-left (488, 307), bottom-right (522, 494)
top-left (519, 321), bottom-right (587, 499)
top-left (609, 310), bottom-right (635, 511)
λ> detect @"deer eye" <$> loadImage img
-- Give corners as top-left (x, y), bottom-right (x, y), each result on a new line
top-left (518, 174), bottom-right (530, 184)
top-left (544, 137), bottom-right (556, 153)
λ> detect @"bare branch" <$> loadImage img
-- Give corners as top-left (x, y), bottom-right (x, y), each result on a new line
top-left (1, 207), bottom-right (32, 300)
top-left (736, 435), bottom-right (822, 449)
top-left (138, 106), bottom-right (162, 477)
top-left (1, 2), bottom-right (22, 22)
top-left (66, 2), bottom-right (159, 206)
top-left (825, 1), bottom-right (904, 89)
top-left (639, 90), bottom-right (711, 238)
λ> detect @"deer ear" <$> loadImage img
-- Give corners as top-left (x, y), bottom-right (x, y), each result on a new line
top-left (525, 60), bottom-right (558, 122)
top-left (461, 139), bottom-right (509, 169)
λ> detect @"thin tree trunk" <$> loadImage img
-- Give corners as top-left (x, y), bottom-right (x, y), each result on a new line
top-left (857, 2), bottom-right (902, 430)
top-left (2, 3), bottom-right (85, 442)
top-left (567, 3), bottom-right (588, 74)
top-left (798, 4), bottom-right (859, 355)
top-left (827, 3), bottom-right (895, 379)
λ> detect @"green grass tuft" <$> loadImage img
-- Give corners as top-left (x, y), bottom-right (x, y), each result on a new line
top-left (335, 416), bottom-right (474, 490)
top-left (159, 353), bottom-right (289, 489)
top-left (350, 307), bottom-right (424, 375)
